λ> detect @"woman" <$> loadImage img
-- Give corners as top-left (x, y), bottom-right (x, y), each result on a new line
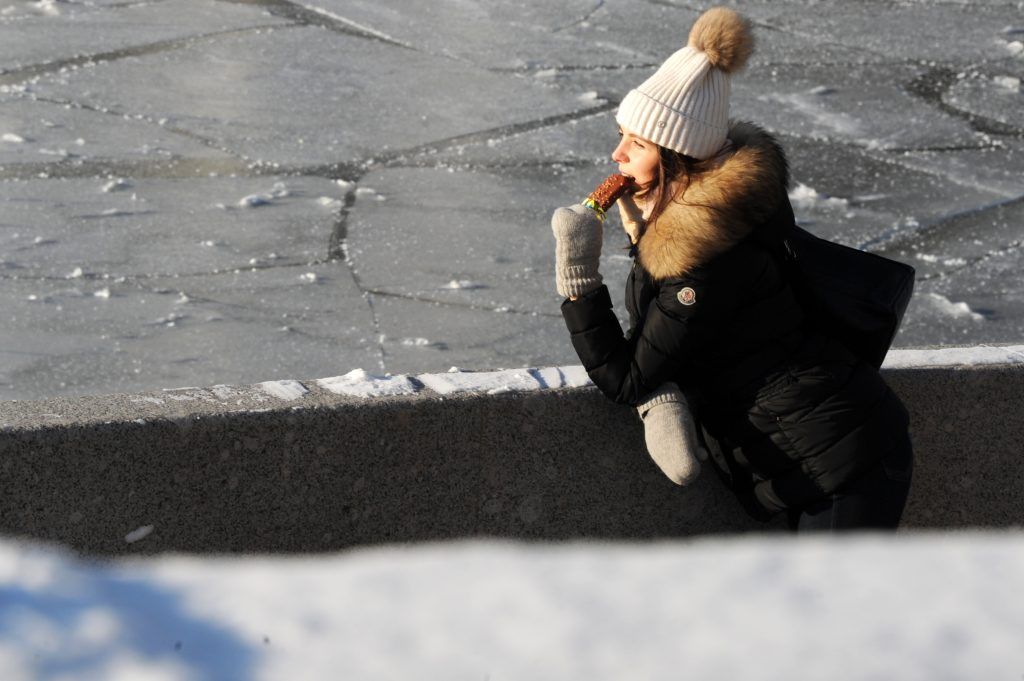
top-left (551, 7), bottom-right (913, 531)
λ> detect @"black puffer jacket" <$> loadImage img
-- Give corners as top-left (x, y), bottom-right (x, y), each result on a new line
top-left (561, 122), bottom-right (910, 518)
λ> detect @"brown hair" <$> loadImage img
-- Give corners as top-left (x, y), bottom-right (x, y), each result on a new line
top-left (639, 146), bottom-right (714, 235)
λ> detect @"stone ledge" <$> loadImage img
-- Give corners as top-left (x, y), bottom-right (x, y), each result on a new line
top-left (1, 346), bottom-right (1023, 555)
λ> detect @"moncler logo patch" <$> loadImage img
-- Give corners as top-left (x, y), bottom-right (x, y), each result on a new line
top-left (677, 287), bottom-right (696, 306)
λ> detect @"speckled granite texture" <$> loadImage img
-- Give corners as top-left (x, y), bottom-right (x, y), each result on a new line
top-left (1, 361), bottom-right (1022, 555)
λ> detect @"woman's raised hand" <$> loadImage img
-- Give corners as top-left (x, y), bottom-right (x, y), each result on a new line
top-left (616, 193), bottom-right (645, 245)
top-left (551, 204), bottom-right (604, 299)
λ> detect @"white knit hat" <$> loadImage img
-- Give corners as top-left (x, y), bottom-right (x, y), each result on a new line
top-left (616, 7), bottom-right (754, 160)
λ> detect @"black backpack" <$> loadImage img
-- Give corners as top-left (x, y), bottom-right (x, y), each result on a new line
top-left (779, 224), bottom-right (916, 368)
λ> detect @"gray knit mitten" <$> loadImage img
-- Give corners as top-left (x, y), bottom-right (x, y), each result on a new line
top-left (637, 383), bottom-right (707, 486)
top-left (551, 204), bottom-right (603, 299)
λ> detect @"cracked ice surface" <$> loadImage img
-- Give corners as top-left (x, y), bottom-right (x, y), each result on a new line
top-left (0, 0), bottom-right (290, 72)
top-left (2, 0), bottom-right (1024, 400)
top-left (22, 23), bottom-right (587, 167)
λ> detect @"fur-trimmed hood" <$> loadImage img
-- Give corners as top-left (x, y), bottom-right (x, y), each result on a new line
top-left (636, 121), bottom-right (790, 280)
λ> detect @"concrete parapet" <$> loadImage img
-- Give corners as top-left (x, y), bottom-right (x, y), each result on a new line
top-left (2, 346), bottom-right (1024, 555)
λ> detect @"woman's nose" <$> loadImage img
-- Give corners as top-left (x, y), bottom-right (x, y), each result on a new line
top-left (611, 141), bottom-right (627, 163)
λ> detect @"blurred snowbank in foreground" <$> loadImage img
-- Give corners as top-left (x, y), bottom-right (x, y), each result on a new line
top-left (2, 532), bottom-right (1024, 680)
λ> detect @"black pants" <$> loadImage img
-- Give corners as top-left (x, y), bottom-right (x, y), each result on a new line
top-left (785, 433), bottom-right (914, 532)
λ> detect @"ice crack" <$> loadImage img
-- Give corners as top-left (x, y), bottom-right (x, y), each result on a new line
top-left (0, 24), bottom-right (290, 87)
top-left (551, 0), bottom-right (606, 33)
top-left (365, 288), bottom-right (559, 319)
top-left (906, 65), bottom-right (1024, 140)
top-left (371, 102), bottom-right (617, 168)
top-left (226, 0), bottom-right (412, 49)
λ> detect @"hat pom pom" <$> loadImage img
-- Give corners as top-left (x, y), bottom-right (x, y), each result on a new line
top-left (687, 7), bottom-right (754, 74)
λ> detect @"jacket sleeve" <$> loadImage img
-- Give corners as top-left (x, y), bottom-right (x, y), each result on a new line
top-left (560, 268), bottom-right (741, 406)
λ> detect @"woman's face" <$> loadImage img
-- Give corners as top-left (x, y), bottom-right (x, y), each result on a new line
top-left (612, 126), bottom-right (660, 190)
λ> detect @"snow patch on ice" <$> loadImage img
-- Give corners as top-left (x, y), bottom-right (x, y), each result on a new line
top-left (915, 253), bottom-right (967, 267)
top-left (993, 75), bottom-right (1021, 92)
top-left (1001, 39), bottom-right (1023, 56)
top-left (238, 182), bottom-right (290, 208)
top-left (2, 133), bottom-right (26, 143)
top-left (32, 0), bottom-right (64, 16)
top-left (257, 380), bottom-right (309, 401)
top-left (153, 313), bottom-right (185, 327)
top-left (354, 187), bottom-right (385, 201)
top-left (101, 178), bottom-right (132, 193)
top-left (442, 279), bottom-right (484, 290)
top-left (788, 183), bottom-right (849, 211)
top-left (921, 292), bottom-right (985, 321)
top-left (238, 194), bottom-right (272, 207)
top-left (317, 369), bottom-right (418, 398)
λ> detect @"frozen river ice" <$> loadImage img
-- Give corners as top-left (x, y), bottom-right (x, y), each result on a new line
top-left (2, 0), bottom-right (1023, 400)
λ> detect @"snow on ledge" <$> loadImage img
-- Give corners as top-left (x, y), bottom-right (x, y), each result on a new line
top-left (244, 347), bottom-right (1024, 404)
top-left (289, 366), bottom-right (593, 400)
top-left (418, 369), bottom-right (539, 395)
top-left (883, 345), bottom-right (1024, 369)
top-left (257, 379), bottom-right (309, 401)
top-left (416, 366), bottom-right (592, 395)
top-left (317, 369), bottom-right (418, 398)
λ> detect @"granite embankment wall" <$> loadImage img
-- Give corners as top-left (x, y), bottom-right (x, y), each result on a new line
top-left (1, 346), bottom-right (1023, 555)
